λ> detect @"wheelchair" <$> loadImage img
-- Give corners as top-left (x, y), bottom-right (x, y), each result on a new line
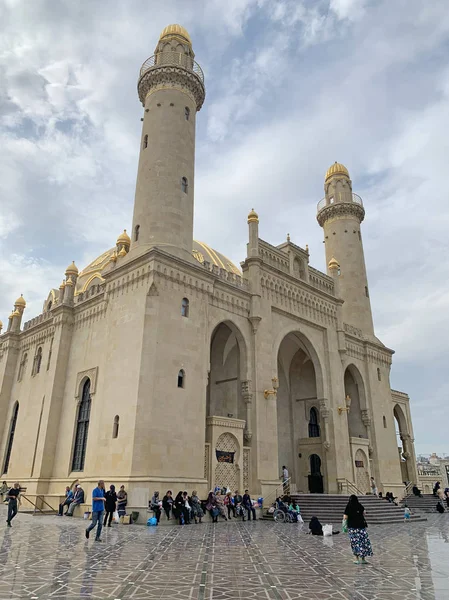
top-left (273, 508), bottom-right (294, 523)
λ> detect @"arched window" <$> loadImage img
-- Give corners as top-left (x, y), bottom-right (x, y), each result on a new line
top-left (143, 134), bottom-right (148, 149)
top-left (71, 379), bottom-right (91, 472)
top-left (377, 368), bottom-right (381, 381)
top-left (134, 224), bottom-right (140, 242)
top-left (3, 402), bottom-right (19, 474)
top-left (181, 298), bottom-right (189, 317)
top-left (308, 407), bottom-right (320, 438)
top-left (185, 106), bottom-right (190, 120)
top-left (17, 353), bottom-right (28, 381)
top-left (112, 415), bottom-right (119, 439)
top-left (32, 347), bottom-right (43, 376)
top-left (181, 177), bottom-right (188, 194)
top-left (383, 415), bottom-right (387, 428)
top-left (178, 369), bottom-right (185, 389)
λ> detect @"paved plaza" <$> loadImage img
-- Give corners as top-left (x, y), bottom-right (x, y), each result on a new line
top-left (1, 507), bottom-right (449, 600)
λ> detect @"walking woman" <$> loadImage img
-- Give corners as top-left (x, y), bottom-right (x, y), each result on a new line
top-left (104, 484), bottom-right (117, 527)
top-left (343, 495), bottom-right (373, 565)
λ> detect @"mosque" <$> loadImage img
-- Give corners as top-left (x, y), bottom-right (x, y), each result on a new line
top-left (0, 24), bottom-right (418, 509)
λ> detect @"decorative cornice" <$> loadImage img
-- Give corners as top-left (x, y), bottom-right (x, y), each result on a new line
top-left (206, 416), bottom-right (246, 430)
top-left (317, 202), bottom-right (365, 227)
top-left (138, 66), bottom-right (205, 110)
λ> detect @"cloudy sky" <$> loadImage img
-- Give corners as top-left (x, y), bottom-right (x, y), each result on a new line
top-left (1, 0), bottom-right (448, 455)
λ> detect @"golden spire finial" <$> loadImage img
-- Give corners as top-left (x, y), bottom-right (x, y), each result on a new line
top-left (118, 245), bottom-right (127, 258)
top-left (65, 276), bottom-right (74, 287)
top-left (305, 244), bottom-right (309, 253)
top-left (248, 208), bottom-right (259, 224)
top-left (287, 233), bottom-right (290, 242)
top-left (328, 256), bottom-right (339, 270)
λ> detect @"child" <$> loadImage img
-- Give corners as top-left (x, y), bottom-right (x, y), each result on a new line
top-left (404, 505), bottom-right (411, 521)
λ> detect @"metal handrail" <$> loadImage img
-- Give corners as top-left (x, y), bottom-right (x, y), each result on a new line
top-left (21, 494), bottom-right (58, 514)
top-left (261, 477), bottom-right (293, 508)
top-left (139, 52), bottom-right (204, 84)
top-left (317, 193), bottom-right (363, 212)
top-left (404, 482), bottom-right (414, 497)
top-left (337, 478), bottom-right (365, 497)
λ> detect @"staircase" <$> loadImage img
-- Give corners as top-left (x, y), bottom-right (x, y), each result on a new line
top-left (402, 493), bottom-right (444, 514)
top-left (262, 493), bottom-right (427, 524)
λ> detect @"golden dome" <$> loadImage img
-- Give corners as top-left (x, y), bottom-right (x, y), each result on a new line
top-left (247, 208), bottom-right (259, 224)
top-left (65, 261), bottom-right (79, 276)
top-left (325, 162), bottom-right (350, 181)
top-left (159, 24), bottom-right (191, 44)
top-left (8, 311), bottom-right (14, 320)
top-left (14, 295), bottom-right (26, 308)
top-left (328, 257), bottom-right (340, 270)
top-left (59, 280), bottom-right (66, 289)
top-left (65, 276), bottom-right (74, 287)
top-left (118, 245), bottom-right (127, 258)
top-left (12, 309), bottom-right (21, 318)
top-left (116, 230), bottom-right (131, 246)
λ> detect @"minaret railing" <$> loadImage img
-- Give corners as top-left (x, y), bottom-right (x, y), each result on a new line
top-left (139, 52), bottom-right (205, 84)
top-left (317, 193), bottom-right (363, 212)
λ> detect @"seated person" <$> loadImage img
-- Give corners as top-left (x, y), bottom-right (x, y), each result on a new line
top-left (412, 485), bottom-right (423, 498)
top-left (66, 485), bottom-right (84, 516)
top-left (309, 516), bottom-right (323, 535)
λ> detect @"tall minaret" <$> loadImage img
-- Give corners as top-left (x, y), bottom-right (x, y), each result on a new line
top-left (317, 162), bottom-right (374, 335)
top-left (130, 24), bottom-right (205, 260)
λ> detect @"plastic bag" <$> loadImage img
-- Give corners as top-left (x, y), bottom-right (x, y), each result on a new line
top-left (342, 519), bottom-right (348, 533)
top-left (83, 511), bottom-right (91, 520)
top-left (297, 514), bottom-right (304, 524)
top-left (113, 511), bottom-right (120, 523)
top-left (323, 524), bottom-right (333, 537)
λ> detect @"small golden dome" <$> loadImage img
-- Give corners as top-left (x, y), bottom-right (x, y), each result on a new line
top-left (65, 276), bottom-right (74, 287)
top-left (328, 257), bottom-right (340, 270)
top-left (14, 295), bottom-right (26, 308)
top-left (159, 24), bottom-right (192, 44)
top-left (8, 311), bottom-right (14, 320)
top-left (118, 245), bottom-right (127, 258)
top-left (248, 208), bottom-right (259, 224)
top-left (110, 251), bottom-right (118, 263)
top-left (12, 309), bottom-right (21, 318)
top-left (59, 280), bottom-right (66, 290)
top-left (325, 162), bottom-right (350, 181)
top-left (116, 230), bottom-right (131, 246)
top-left (65, 261), bottom-right (79, 276)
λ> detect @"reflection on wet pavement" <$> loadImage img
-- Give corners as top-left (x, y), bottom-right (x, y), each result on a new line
top-left (1, 507), bottom-right (449, 599)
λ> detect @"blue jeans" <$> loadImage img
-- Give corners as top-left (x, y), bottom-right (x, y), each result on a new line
top-left (86, 510), bottom-right (104, 540)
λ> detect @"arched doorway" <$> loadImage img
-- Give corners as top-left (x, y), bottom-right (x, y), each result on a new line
top-left (276, 332), bottom-right (324, 493)
top-left (309, 454), bottom-right (323, 493)
top-left (354, 449), bottom-right (370, 493)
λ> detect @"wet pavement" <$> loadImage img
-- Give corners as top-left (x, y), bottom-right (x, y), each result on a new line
top-left (1, 506), bottom-right (449, 599)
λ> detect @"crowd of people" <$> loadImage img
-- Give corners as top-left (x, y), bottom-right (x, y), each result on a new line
top-left (148, 489), bottom-right (258, 525)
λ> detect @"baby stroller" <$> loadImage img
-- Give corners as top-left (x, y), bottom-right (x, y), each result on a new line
top-left (235, 502), bottom-right (246, 520)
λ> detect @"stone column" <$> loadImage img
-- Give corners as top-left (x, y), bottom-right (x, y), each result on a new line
top-left (361, 409), bottom-right (373, 456)
top-left (319, 398), bottom-right (331, 451)
top-left (242, 380), bottom-right (253, 444)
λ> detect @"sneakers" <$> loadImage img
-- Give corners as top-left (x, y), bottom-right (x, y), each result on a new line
top-left (95, 538), bottom-right (102, 542)
top-left (6, 521), bottom-right (11, 528)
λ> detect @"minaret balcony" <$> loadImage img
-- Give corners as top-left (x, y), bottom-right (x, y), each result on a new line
top-left (317, 192), bottom-right (363, 213)
top-left (139, 52), bottom-right (205, 84)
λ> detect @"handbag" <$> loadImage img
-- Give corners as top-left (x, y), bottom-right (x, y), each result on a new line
top-left (211, 507), bottom-right (220, 518)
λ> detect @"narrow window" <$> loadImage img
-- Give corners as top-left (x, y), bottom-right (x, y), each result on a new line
top-left (2, 402), bottom-right (19, 474)
top-left (185, 106), bottom-right (190, 121)
top-left (71, 379), bottom-right (91, 472)
top-left (47, 300), bottom-right (52, 311)
top-left (33, 347), bottom-right (43, 376)
top-left (17, 353), bottom-right (28, 382)
top-left (134, 224), bottom-right (140, 242)
top-left (358, 231), bottom-right (361, 241)
top-left (181, 177), bottom-right (188, 194)
top-left (377, 367), bottom-right (381, 381)
top-left (47, 339), bottom-right (53, 371)
top-left (308, 407), bottom-right (320, 438)
top-left (181, 298), bottom-right (189, 317)
top-left (143, 134), bottom-right (148, 149)
top-left (112, 415), bottom-right (119, 439)
top-left (383, 415), bottom-right (387, 428)
top-left (365, 286), bottom-right (369, 298)
top-left (178, 369), bottom-right (185, 389)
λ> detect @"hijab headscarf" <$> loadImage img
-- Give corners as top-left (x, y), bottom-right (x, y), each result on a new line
top-left (309, 516), bottom-right (323, 535)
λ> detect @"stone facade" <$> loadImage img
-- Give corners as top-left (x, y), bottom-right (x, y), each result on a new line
top-left (0, 24), bottom-right (418, 510)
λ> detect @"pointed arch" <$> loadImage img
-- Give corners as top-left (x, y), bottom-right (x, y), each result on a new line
top-left (71, 379), bottom-right (91, 472)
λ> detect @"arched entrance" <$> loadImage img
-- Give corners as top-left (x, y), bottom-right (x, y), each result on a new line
top-left (344, 366), bottom-right (367, 440)
top-left (354, 449), bottom-right (370, 493)
top-left (276, 331), bottom-right (325, 493)
top-left (206, 321), bottom-right (249, 492)
top-left (309, 454), bottom-right (323, 493)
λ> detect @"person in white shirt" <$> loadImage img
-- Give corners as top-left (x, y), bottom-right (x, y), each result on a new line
top-left (282, 466), bottom-right (289, 493)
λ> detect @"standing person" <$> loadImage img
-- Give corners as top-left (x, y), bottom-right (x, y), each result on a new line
top-left (66, 484), bottom-right (84, 516)
top-left (58, 486), bottom-right (74, 516)
top-left (162, 490), bottom-right (173, 520)
top-left (85, 480), bottom-right (106, 541)
top-left (0, 481), bottom-right (8, 502)
top-left (104, 485), bottom-right (117, 527)
top-left (370, 477), bottom-right (378, 497)
top-left (190, 491), bottom-right (204, 524)
top-left (243, 490), bottom-right (256, 521)
top-left (117, 485), bottom-right (127, 518)
top-left (6, 482), bottom-right (21, 527)
top-left (282, 466), bottom-right (289, 494)
top-left (343, 495), bottom-right (373, 565)
top-left (224, 491), bottom-right (235, 519)
top-left (183, 492), bottom-right (192, 523)
top-left (150, 491), bottom-right (162, 524)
